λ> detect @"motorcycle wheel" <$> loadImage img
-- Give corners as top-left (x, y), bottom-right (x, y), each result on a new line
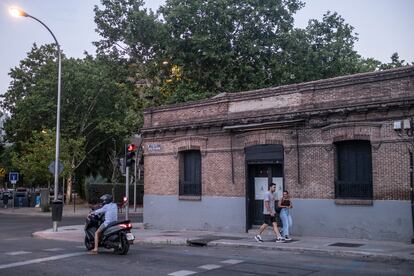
top-left (114, 233), bottom-right (129, 255)
top-left (84, 236), bottom-right (94, 251)
top-left (84, 228), bottom-right (96, 251)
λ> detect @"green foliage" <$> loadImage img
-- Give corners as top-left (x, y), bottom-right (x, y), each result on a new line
top-left (1, 44), bottom-right (142, 185)
top-left (94, 0), bottom-right (307, 103)
top-left (379, 52), bottom-right (412, 70)
top-left (11, 130), bottom-right (56, 185)
top-left (93, 0), bottom-right (411, 106)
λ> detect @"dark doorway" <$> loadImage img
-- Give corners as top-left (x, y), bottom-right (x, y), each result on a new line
top-left (245, 144), bottom-right (284, 230)
top-left (247, 164), bottom-right (283, 227)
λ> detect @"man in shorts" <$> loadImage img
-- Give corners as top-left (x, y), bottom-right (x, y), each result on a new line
top-left (90, 194), bottom-right (118, 254)
top-left (254, 183), bottom-right (285, 243)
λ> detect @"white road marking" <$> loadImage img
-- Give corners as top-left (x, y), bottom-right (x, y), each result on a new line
top-left (43, 248), bottom-right (64, 252)
top-left (0, 252), bottom-right (86, 270)
top-left (220, 259), bottom-right (244, 265)
top-left (168, 270), bottom-right (197, 276)
top-left (5, 251), bottom-right (31, 256)
top-left (198, 264), bottom-right (221, 270)
top-left (76, 246), bottom-right (85, 249)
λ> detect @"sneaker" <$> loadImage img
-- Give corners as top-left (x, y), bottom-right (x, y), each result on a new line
top-left (284, 236), bottom-right (292, 241)
top-left (275, 237), bottom-right (285, 243)
top-left (254, 235), bottom-right (263, 242)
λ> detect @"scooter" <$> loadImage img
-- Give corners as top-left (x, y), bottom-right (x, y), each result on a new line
top-left (84, 212), bottom-right (135, 255)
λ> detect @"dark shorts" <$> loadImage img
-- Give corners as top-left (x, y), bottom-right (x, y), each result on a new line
top-left (263, 214), bottom-right (276, 226)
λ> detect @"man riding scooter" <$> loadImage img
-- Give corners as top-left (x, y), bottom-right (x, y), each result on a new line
top-left (90, 194), bottom-right (118, 254)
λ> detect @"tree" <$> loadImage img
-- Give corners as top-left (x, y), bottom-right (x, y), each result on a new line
top-left (1, 44), bottom-right (142, 202)
top-left (94, 0), bottom-right (306, 103)
top-left (11, 130), bottom-right (66, 187)
top-left (95, 0), bottom-right (408, 106)
top-left (379, 52), bottom-right (412, 70)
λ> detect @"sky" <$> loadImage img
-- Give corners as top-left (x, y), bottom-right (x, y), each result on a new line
top-left (0, 0), bottom-right (413, 96)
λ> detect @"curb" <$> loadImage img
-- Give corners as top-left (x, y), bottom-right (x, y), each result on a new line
top-left (207, 240), bottom-right (413, 263)
top-left (31, 227), bottom-right (414, 264)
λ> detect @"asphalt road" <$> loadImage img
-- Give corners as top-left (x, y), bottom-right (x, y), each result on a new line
top-left (0, 215), bottom-right (413, 276)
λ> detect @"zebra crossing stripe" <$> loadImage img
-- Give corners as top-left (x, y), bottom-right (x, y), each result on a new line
top-left (168, 270), bottom-right (197, 276)
top-left (0, 252), bottom-right (86, 270)
top-left (43, 248), bottom-right (64, 252)
top-left (5, 251), bottom-right (31, 256)
top-left (198, 264), bottom-right (222, 270)
top-left (220, 259), bottom-right (244, 264)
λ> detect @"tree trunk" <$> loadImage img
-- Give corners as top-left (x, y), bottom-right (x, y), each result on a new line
top-left (66, 175), bottom-right (72, 205)
top-left (65, 158), bottom-right (76, 204)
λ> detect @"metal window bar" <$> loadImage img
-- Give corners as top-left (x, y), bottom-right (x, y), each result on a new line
top-left (179, 180), bottom-right (201, 196)
top-left (335, 180), bottom-right (373, 199)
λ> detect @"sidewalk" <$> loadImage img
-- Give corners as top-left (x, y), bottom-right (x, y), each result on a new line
top-left (2, 206), bottom-right (412, 262)
top-left (31, 223), bottom-right (414, 263)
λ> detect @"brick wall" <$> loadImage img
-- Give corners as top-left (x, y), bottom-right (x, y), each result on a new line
top-left (143, 66), bottom-right (414, 201)
top-left (144, 66), bottom-right (414, 129)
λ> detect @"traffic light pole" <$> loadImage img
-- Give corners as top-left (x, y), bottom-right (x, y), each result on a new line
top-left (125, 166), bottom-right (129, 220)
top-left (133, 152), bottom-right (137, 212)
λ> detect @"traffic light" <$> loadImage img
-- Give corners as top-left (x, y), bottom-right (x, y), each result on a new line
top-left (126, 144), bottom-right (137, 167)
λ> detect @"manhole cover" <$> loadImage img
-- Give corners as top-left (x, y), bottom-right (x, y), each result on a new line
top-left (329, 242), bottom-right (364, 248)
top-left (187, 239), bottom-right (209, 246)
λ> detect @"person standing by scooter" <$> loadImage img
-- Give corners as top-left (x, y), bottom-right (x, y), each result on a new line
top-left (90, 194), bottom-right (118, 254)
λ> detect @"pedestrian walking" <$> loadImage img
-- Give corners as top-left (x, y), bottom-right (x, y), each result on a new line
top-left (2, 191), bottom-right (10, 208)
top-left (278, 190), bottom-right (293, 241)
top-left (254, 183), bottom-right (285, 243)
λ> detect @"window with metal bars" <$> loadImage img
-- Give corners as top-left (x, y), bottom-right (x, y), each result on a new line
top-left (335, 140), bottom-right (373, 199)
top-left (179, 150), bottom-right (201, 196)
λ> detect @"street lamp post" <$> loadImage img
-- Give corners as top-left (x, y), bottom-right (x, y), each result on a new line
top-left (10, 7), bottom-right (63, 232)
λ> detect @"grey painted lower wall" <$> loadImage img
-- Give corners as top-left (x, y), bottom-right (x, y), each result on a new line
top-left (144, 195), bottom-right (246, 232)
top-left (291, 199), bottom-right (413, 242)
top-left (144, 195), bottom-right (413, 242)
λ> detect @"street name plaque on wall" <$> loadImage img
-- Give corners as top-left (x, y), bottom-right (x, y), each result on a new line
top-left (148, 143), bottom-right (161, 152)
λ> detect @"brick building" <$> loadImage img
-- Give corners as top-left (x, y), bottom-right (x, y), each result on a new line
top-left (141, 66), bottom-right (414, 242)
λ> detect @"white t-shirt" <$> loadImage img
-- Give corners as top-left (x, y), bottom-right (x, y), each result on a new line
top-left (263, 191), bottom-right (275, 215)
top-left (93, 202), bottom-right (118, 226)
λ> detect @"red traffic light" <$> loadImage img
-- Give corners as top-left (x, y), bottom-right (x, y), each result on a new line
top-left (127, 144), bottom-right (137, 152)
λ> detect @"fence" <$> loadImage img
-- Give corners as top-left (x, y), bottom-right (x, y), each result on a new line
top-left (84, 181), bottom-right (144, 205)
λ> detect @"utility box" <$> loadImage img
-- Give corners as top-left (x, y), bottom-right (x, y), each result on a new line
top-left (40, 188), bottom-right (50, 212)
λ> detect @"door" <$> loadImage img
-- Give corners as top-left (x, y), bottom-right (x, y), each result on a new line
top-left (247, 164), bottom-right (283, 228)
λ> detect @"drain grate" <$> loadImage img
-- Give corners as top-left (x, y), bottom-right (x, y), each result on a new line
top-left (329, 242), bottom-right (364, 248)
top-left (187, 235), bottom-right (243, 246)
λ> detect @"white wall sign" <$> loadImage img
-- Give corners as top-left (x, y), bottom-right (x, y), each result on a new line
top-left (272, 177), bottom-right (284, 200)
top-left (254, 177), bottom-right (284, 200)
top-left (254, 177), bottom-right (268, 200)
top-left (147, 143), bottom-right (161, 151)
